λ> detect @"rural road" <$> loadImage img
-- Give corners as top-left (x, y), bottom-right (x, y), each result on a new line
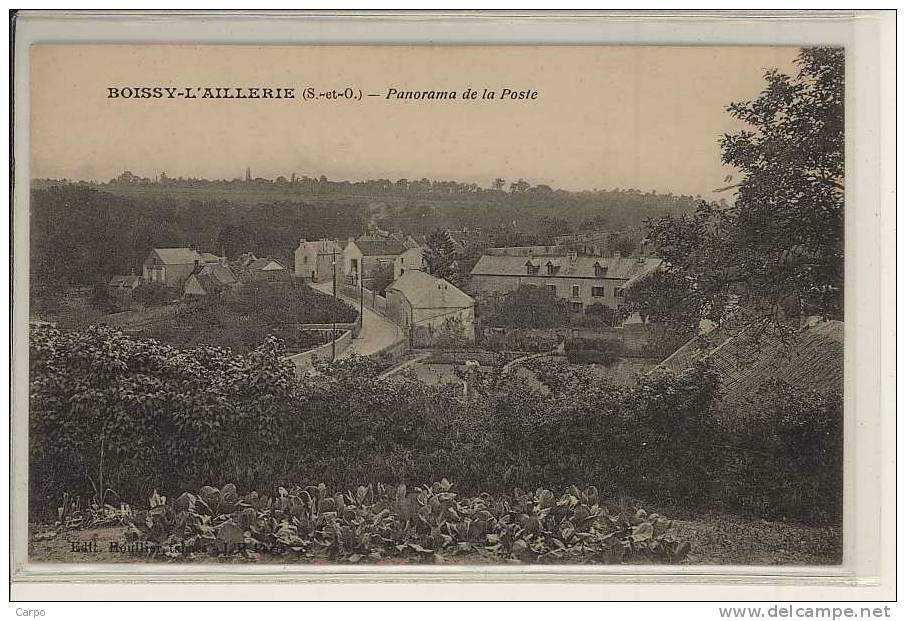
top-left (310, 280), bottom-right (403, 357)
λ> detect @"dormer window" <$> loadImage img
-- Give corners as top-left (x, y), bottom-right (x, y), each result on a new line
top-left (525, 260), bottom-right (539, 276)
top-left (594, 261), bottom-right (608, 278)
top-left (546, 261), bottom-right (559, 275)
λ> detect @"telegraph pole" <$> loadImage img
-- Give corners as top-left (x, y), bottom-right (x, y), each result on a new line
top-left (332, 250), bottom-right (337, 361)
top-left (359, 274), bottom-right (364, 331)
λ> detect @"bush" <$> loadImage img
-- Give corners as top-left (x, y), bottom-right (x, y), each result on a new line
top-left (88, 282), bottom-right (119, 312)
top-left (133, 282), bottom-right (178, 307)
top-left (486, 286), bottom-right (569, 329)
top-left (564, 337), bottom-right (622, 365)
top-left (717, 380), bottom-right (843, 522)
top-left (143, 282), bottom-right (357, 353)
top-left (28, 324), bottom-right (841, 526)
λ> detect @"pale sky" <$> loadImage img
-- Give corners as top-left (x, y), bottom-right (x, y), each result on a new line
top-left (31, 45), bottom-right (799, 196)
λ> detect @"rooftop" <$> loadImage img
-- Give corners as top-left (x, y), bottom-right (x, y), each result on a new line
top-left (387, 270), bottom-right (474, 309)
top-left (470, 253), bottom-right (663, 281)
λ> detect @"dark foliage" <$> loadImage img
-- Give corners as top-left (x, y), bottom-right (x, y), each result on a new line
top-left (485, 286), bottom-right (570, 330)
top-left (628, 48), bottom-right (844, 331)
top-left (30, 184), bottom-right (366, 288)
top-left (142, 282), bottom-right (356, 353)
top-left (30, 326), bottom-right (843, 526)
top-left (564, 337), bottom-right (622, 365)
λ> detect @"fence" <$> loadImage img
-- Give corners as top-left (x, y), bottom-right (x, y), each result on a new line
top-left (285, 329), bottom-right (354, 374)
top-left (340, 283), bottom-right (389, 318)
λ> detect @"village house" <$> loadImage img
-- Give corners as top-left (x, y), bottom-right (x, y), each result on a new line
top-left (393, 245), bottom-right (425, 279)
top-left (385, 270), bottom-right (476, 346)
top-left (469, 246), bottom-right (663, 313)
top-left (183, 263), bottom-right (239, 297)
top-left (245, 257), bottom-right (290, 282)
top-left (108, 272), bottom-right (141, 301)
top-left (142, 247), bottom-right (224, 287)
top-left (294, 238), bottom-right (343, 283)
top-left (342, 237), bottom-right (408, 287)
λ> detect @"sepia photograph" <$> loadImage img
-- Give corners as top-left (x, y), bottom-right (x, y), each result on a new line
top-left (21, 42), bottom-right (848, 570)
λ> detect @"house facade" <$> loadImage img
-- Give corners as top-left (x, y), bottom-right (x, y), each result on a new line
top-left (142, 248), bottom-right (203, 287)
top-left (294, 239), bottom-right (343, 283)
top-left (469, 247), bottom-right (663, 313)
top-left (393, 246), bottom-right (424, 280)
top-left (343, 238), bottom-right (407, 287)
top-left (386, 270), bottom-right (476, 346)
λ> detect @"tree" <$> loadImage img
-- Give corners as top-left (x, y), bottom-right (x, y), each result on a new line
top-left (424, 228), bottom-right (458, 280)
top-left (537, 216), bottom-right (572, 239)
top-left (370, 262), bottom-right (395, 296)
top-left (488, 285), bottom-right (569, 329)
top-left (628, 47), bottom-right (844, 332)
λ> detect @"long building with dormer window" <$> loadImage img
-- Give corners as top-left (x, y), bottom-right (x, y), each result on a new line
top-left (469, 246), bottom-right (662, 312)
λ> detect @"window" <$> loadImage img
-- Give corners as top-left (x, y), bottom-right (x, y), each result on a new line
top-left (303, 256), bottom-right (309, 263)
top-left (614, 287), bottom-right (624, 298)
top-left (594, 262), bottom-right (607, 277)
top-left (571, 285), bottom-right (580, 298)
top-left (525, 261), bottom-right (539, 275)
top-left (592, 286), bottom-right (605, 297)
top-left (546, 284), bottom-right (556, 295)
top-left (570, 301), bottom-right (583, 313)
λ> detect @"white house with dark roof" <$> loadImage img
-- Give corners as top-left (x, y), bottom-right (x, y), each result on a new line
top-left (294, 238), bottom-right (343, 283)
top-left (343, 237), bottom-right (409, 286)
top-left (469, 246), bottom-right (663, 312)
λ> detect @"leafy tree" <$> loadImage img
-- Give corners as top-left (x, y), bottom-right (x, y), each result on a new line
top-left (537, 216), bottom-right (572, 239)
top-left (487, 285), bottom-right (569, 329)
top-left (628, 47), bottom-right (844, 332)
top-left (424, 228), bottom-right (459, 280)
top-left (369, 262), bottom-right (395, 296)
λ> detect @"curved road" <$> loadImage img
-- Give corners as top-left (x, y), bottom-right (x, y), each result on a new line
top-left (310, 280), bottom-right (403, 358)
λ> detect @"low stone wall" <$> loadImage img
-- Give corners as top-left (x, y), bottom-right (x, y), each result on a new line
top-left (285, 329), bottom-right (353, 374)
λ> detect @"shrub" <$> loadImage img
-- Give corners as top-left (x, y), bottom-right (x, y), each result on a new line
top-left (133, 282), bottom-right (179, 307)
top-left (28, 324), bottom-right (841, 526)
top-left (486, 286), bottom-right (569, 329)
top-left (718, 380), bottom-right (843, 522)
top-left (564, 337), bottom-right (623, 365)
top-left (88, 282), bottom-right (119, 312)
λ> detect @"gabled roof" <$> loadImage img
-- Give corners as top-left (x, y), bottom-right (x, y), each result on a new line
top-left (248, 257), bottom-right (286, 271)
top-left (198, 252), bottom-right (225, 263)
top-left (352, 239), bottom-right (407, 257)
top-left (386, 270), bottom-right (474, 310)
top-left (198, 263), bottom-right (237, 286)
top-left (150, 248), bottom-right (202, 265)
top-left (471, 254), bottom-right (663, 281)
top-left (186, 272), bottom-right (225, 295)
top-left (658, 319), bottom-right (843, 413)
top-left (298, 239), bottom-right (343, 255)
